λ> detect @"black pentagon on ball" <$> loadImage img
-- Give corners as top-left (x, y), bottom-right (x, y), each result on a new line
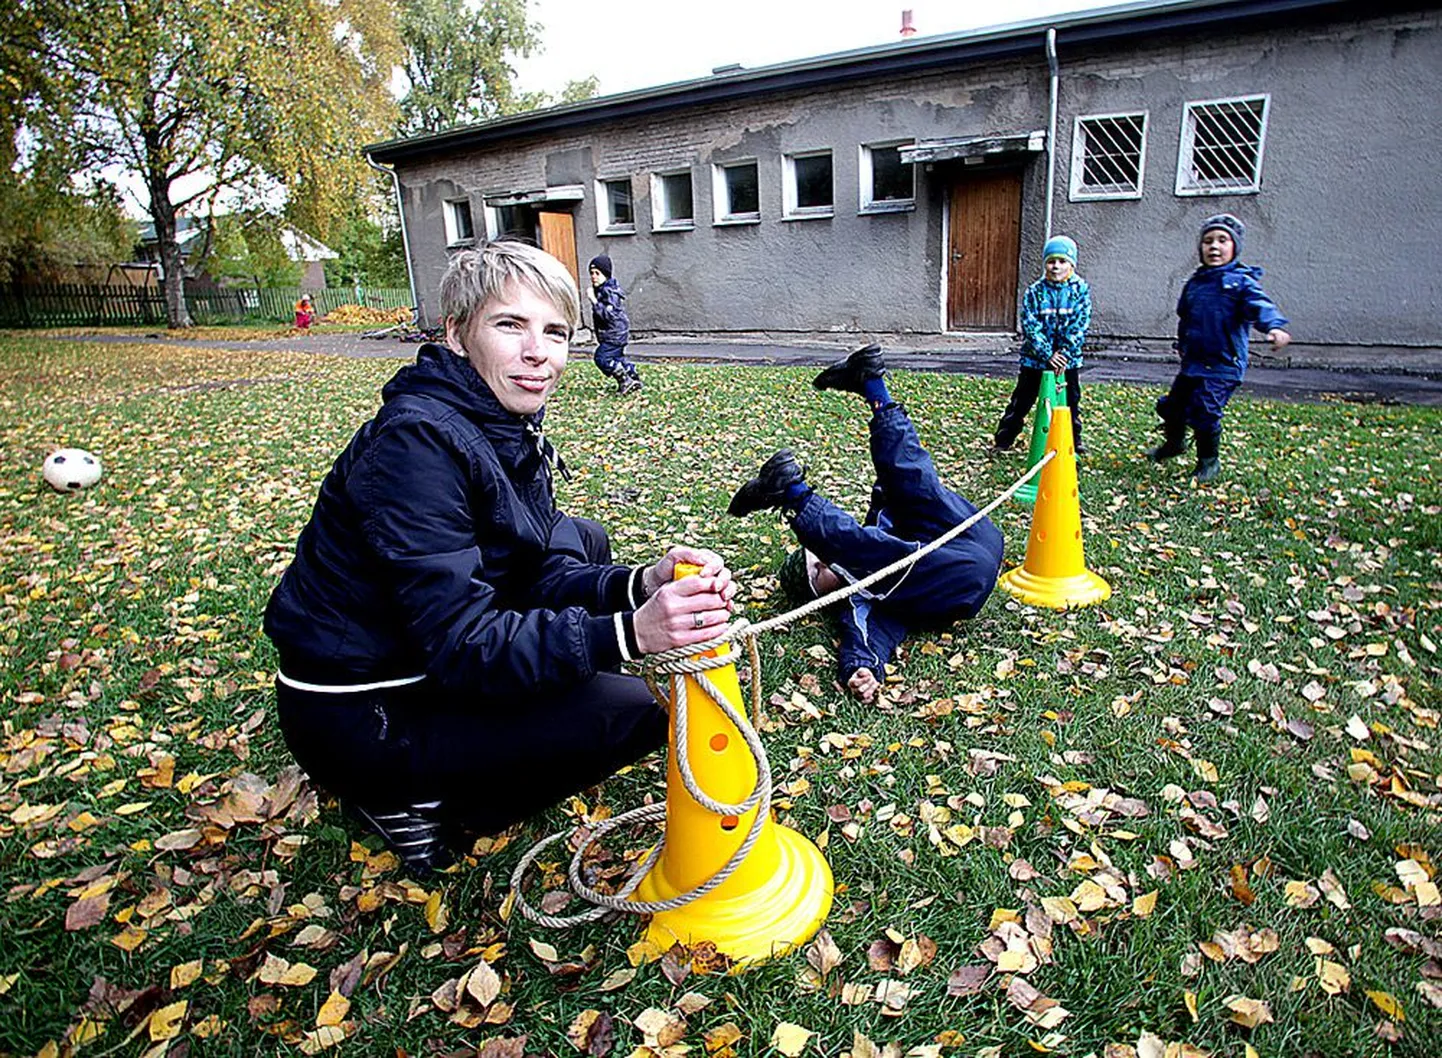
top-left (53, 454), bottom-right (66, 464)
top-left (83, 455), bottom-right (95, 464)
top-left (66, 481), bottom-right (81, 490)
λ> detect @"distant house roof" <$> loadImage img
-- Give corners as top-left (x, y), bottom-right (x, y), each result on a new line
top-left (365, 0), bottom-right (1362, 165)
top-left (135, 216), bottom-right (337, 262)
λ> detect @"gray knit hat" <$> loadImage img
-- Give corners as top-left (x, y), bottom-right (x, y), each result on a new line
top-left (778, 548), bottom-right (817, 603)
top-left (1199, 214), bottom-right (1245, 261)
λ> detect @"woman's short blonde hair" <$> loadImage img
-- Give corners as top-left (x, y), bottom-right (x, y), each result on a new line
top-left (439, 239), bottom-right (581, 335)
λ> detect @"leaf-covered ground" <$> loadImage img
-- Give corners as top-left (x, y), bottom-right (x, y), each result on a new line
top-left (0, 335), bottom-right (1437, 1058)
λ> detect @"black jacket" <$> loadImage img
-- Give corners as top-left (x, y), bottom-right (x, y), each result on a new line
top-left (264, 344), bottom-right (641, 695)
top-left (590, 278), bottom-right (630, 345)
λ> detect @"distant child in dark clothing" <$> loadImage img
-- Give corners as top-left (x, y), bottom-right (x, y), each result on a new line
top-left (587, 254), bottom-right (642, 395)
top-left (993, 235), bottom-right (1090, 452)
top-left (1147, 214), bottom-right (1289, 483)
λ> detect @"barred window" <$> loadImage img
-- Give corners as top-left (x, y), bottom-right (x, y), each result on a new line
top-left (1070, 112), bottom-right (1147, 200)
top-left (1176, 96), bottom-right (1269, 195)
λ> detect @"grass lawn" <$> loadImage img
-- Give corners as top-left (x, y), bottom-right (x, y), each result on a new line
top-left (0, 336), bottom-right (1437, 1058)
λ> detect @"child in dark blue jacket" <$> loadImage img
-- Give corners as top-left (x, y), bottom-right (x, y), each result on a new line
top-left (1148, 214), bottom-right (1290, 482)
top-left (994, 235), bottom-right (1091, 452)
top-left (587, 254), bottom-right (642, 394)
top-left (728, 344), bottom-right (1004, 703)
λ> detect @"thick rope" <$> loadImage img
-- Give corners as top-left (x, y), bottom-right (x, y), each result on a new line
top-left (509, 450), bottom-right (1056, 928)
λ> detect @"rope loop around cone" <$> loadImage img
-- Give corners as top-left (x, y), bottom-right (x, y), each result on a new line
top-left (508, 450), bottom-right (1055, 929)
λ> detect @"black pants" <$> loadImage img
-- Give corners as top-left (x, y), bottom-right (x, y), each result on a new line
top-left (994, 366), bottom-right (1082, 448)
top-left (274, 515), bottom-right (667, 836)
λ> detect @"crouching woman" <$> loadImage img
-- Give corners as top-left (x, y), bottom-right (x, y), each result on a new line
top-left (263, 240), bottom-right (735, 872)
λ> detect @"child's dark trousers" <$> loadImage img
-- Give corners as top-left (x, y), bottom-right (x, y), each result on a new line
top-left (994, 366), bottom-right (1082, 449)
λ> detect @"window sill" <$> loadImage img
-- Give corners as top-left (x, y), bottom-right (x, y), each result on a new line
top-left (652, 222), bottom-right (696, 233)
top-left (1069, 189), bottom-right (1143, 202)
top-left (598, 227), bottom-right (637, 237)
top-left (1175, 185), bottom-right (1259, 197)
top-left (858, 201), bottom-right (915, 215)
top-left (445, 239), bottom-right (477, 249)
top-left (713, 216), bottom-right (761, 227)
top-left (782, 210), bottom-right (834, 222)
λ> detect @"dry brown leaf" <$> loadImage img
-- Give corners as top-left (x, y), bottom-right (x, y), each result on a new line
top-left (1223, 995), bottom-right (1273, 1029)
top-left (466, 958), bottom-right (503, 1007)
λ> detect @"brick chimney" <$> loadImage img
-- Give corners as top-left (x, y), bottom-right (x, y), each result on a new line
top-left (900, 9), bottom-right (916, 37)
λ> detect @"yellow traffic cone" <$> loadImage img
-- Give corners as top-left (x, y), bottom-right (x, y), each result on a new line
top-left (998, 404), bottom-right (1111, 609)
top-left (631, 571), bottom-right (833, 964)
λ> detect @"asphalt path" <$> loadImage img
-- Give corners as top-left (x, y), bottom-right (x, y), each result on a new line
top-left (53, 332), bottom-right (1442, 406)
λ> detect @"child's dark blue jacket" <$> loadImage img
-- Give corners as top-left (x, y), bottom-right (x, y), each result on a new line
top-left (1019, 274), bottom-right (1091, 369)
top-left (591, 278), bottom-right (630, 345)
top-left (264, 344), bottom-right (640, 695)
top-left (1176, 261), bottom-right (1287, 381)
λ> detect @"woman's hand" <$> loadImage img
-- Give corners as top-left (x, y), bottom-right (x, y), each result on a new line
top-left (633, 570), bottom-right (734, 655)
top-left (641, 546), bottom-right (735, 606)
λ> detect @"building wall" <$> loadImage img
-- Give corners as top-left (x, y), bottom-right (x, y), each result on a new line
top-left (1053, 8), bottom-right (1442, 345)
top-left (394, 7), bottom-right (1442, 346)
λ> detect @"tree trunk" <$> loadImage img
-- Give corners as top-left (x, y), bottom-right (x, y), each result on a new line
top-left (152, 201), bottom-right (193, 329)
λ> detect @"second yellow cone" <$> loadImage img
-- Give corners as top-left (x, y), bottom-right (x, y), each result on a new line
top-left (997, 404), bottom-right (1111, 609)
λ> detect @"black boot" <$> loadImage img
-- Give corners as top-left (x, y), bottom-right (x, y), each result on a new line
top-left (1145, 423), bottom-right (1188, 462)
top-left (813, 342), bottom-right (886, 393)
top-left (728, 449), bottom-right (807, 516)
top-left (1193, 429), bottom-right (1222, 483)
top-left (345, 800), bottom-right (455, 876)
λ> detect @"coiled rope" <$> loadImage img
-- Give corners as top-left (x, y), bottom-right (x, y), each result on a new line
top-left (509, 449), bottom-right (1056, 928)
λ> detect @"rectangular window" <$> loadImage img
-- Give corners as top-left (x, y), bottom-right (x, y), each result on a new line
top-left (783, 151), bottom-right (834, 218)
top-left (597, 178), bottom-right (635, 234)
top-left (712, 160), bottom-right (760, 224)
top-left (443, 198), bottom-right (475, 245)
top-left (652, 170), bottom-right (694, 229)
top-left (860, 142), bottom-right (914, 212)
top-left (1176, 95), bottom-right (1269, 195)
top-left (1070, 112), bottom-right (1147, 200)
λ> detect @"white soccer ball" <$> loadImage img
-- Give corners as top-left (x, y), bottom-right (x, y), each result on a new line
top-left (42, 448), bottom-right (103, 492)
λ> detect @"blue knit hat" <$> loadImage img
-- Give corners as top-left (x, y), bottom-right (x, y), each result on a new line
top-left (1042, 235), bottom-right (1077, 266)
top-left (1199, 214), bottom-right (1244, 261)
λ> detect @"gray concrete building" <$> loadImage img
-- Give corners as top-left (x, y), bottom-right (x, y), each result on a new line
top-left (367, 0), bottom-right (1442, 349)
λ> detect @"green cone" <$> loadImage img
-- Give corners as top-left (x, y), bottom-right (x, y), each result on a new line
top-left (1014, 370), bottom-right (1064, 506)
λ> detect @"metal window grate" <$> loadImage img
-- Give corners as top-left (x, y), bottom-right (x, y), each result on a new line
top-left (1075, 114), bottom-right (1146, 197)
top-left (1179, 97), bottom-right (1268, 193)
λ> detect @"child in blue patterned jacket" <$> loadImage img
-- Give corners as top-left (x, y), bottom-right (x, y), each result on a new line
top-left (1146, 213), bottom-right (1289, 483)
top-left (993, 235), bottom-right (1091, 453)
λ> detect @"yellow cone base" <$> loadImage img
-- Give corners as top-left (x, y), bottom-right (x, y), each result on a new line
top-left (633, 824), bottom-right (834, 966)
top-left (998, 563), bottom-right (1111, 609)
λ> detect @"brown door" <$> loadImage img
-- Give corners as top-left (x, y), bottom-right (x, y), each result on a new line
top-left (538, 211), bottom-right (579, 284)
top-left (947, 169), bottom-right (1022, 330)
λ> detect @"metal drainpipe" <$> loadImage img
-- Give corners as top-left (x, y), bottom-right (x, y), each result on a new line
top-left (365, 152), bottom-right (421, 318)
top-left (1044, 27), bottom-right (1059, 241)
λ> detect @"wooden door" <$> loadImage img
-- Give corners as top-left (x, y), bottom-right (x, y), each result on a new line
top-left (538, 211), bottom-right (579, 284)
top-left (946, 169), bottom-right (1022, 330)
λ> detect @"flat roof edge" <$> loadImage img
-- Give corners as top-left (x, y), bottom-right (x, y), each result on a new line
top-left (365, 0), bottom-right (1378, 165)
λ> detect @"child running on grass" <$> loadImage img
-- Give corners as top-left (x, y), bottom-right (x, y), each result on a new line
top-left (586, 254), bottom-right (642, 395)
top-left (1147, 213), bottom-right (1290, 483)
top-left (992, 235), bottom-right (1090, 453)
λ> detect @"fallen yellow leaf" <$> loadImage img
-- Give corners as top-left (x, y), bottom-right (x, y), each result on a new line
top-left (771, 1021), bottom-right (814, 1056)
top-left (316, 990), bottom-right (350, 1027)
top-left (1132, 890), bottom-right (1158, 917)
top-left (148, 999), bottom-right (187, 1042)
top-left (1366, 989), bottom-right (1406, 1021)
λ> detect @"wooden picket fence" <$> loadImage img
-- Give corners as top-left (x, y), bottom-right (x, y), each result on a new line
top-left (0, 284), bottom-right (412, 328)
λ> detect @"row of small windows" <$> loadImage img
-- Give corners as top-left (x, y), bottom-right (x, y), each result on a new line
top-left (441, 95), bottom-right (1269, 244)
top-left (595, 142), bottom-right (917, 235)
top-left (1071, 94), bottom-right (1270, 200)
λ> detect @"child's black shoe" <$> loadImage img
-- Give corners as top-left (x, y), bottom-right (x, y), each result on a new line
top-left (728, 449), bottom-right (807, 516)
top-left (813, 343), bottom-right (886, 393)
top-left (1193, 457), bottom-right (1221, 483)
